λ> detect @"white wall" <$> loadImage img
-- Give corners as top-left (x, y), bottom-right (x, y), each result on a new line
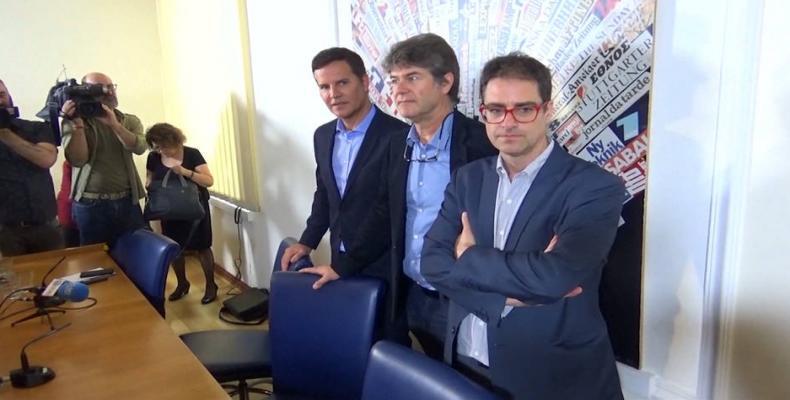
top-left (629, 1), bottom-right (790, 399)
top-left (718, 1), bottom-right (790, 398)
top-left (0, 0), bottom-right (164, 189)
top-left (635, 1), bottom-right (723, 397)
top-left (224, 1), bottom-right (342, 287)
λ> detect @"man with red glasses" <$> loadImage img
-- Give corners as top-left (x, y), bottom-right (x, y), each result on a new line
top-left (422, 53), bottom-right (625, 399)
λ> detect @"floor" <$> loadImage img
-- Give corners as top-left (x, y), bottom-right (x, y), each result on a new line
top-left (164, 256), bottom-right (266, 335)
top-left (163, 256), bottom-right (270, 399)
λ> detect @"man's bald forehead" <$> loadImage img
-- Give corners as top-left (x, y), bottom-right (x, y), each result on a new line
top-left (82, 72), bottom-right (113, 84)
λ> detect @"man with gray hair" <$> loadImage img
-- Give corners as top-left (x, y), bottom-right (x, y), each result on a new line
top-left (345, 33), bottom-right (496, 358)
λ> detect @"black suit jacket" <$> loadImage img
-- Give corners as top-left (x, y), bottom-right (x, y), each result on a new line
top-left (299, 106), bottom-right (408, 281)
top-left (346, 110), bottom-right (497, 324)
top-left (422, 144), bottom-right (625, 399)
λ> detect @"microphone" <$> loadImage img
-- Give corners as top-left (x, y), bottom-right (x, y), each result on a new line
top-left (54, 281), bottom-right (89, 302)
top-left (9, 322), bottom-right (71, 388)
top-left (41, 279), bottom-right (89, 301)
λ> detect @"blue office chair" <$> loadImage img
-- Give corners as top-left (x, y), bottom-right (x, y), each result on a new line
top-left (180, 329), bottom-right (271, 399)
top-left (109, 229), bottom-right (180, 317)
top-left (361, 341), bottom-right (499, 400)
top-left (270, 272), bottom-right (385, 399)
top-left (179, 237), bottom-right (311, 400)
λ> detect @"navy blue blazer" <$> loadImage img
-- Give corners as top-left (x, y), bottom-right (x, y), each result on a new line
top-left (422, 144), bottom-right (625, 400)
top-left (298, 106), bottom-right (408, 281)
top-left (346, 110), bottom-right (497, 324)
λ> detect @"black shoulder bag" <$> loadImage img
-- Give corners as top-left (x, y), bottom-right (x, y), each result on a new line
top-left (219, 288), bottom-right (269, 325)
top-left (144, 170), bottom-right (205, 221)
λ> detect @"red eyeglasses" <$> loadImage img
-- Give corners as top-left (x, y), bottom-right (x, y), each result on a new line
top-left (479, 103), bottom-right (545, 123)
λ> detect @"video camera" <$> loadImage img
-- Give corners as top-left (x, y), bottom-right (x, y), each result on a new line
top-left (37, 78), bottom-right (108, 121)
top-left (0, 106), bottom-right (20, 129)
top-left (36, 78), bottom-right (111, 146)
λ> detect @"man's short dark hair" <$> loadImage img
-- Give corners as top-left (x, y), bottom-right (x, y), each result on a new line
top-left (383, 33), bottom-right (460, 104)
top-left (479, 52), bottom-right (553, 103)
top-left (311, 47), bottom-right (367, 79)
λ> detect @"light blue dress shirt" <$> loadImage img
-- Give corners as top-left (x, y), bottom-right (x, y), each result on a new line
top-left (333, 105), bottom-right (376, 251)
top-left (403, 113), bottom-right (454, 289)
top-left (457, 141), bottom-right (554, 366)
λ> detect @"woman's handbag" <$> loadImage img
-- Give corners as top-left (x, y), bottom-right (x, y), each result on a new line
top-left (144, 169), bottom-right (205, 221)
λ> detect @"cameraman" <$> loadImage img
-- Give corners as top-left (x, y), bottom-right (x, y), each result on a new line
top-left (60, 72), bottom-right (147, 246)
top-left (0, 79), bottom-right (63, 256)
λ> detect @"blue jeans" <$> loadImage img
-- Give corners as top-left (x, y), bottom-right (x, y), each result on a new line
top-left (72, 197), bottom-right (147, 246)
top-left (406, 281), bottom-right (448, 360)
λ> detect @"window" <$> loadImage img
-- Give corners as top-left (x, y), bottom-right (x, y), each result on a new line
top-left (156, 0), bottom-right (260, 210)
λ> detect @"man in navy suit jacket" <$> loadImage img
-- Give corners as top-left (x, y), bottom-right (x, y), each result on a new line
top-left (280, 48), bottom-right (407, 296)
top-left (422, 53), bottom-right (624, 399)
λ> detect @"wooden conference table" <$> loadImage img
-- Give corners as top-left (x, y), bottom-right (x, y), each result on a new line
top-left (0, 245), bottom-right (228, 399)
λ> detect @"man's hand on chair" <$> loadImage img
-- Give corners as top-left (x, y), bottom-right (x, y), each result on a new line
top-left (280, 242), bottom-right (312, 271)
top-left (299, 265), bottom-right (340, 290)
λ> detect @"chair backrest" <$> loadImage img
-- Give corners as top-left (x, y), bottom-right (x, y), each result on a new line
top-left (273, 237), bottom-right (313, 273)
top-left (361, 341), bottom-right (499, 400)
top-left (269, 272), bottom-right (384, 399)
top-left (109, 229), bottom-right (180, 317)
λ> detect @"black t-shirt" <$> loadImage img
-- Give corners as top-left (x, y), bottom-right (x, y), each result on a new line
top-left (146, 146), bottom-right (210, 201)
top-left (0, 119), bottom-right (57, 224)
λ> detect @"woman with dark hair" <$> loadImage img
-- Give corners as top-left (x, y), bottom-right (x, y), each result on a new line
top-left (145, 123), bottom-right (217, 304)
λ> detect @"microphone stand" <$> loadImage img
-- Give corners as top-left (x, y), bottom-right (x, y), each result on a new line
top-left (10, 291), bottom-right (65, 328)
top-left (9, 322), bottom-right (71, 388)
top-left (9, 256), bottom-right (67, 329)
